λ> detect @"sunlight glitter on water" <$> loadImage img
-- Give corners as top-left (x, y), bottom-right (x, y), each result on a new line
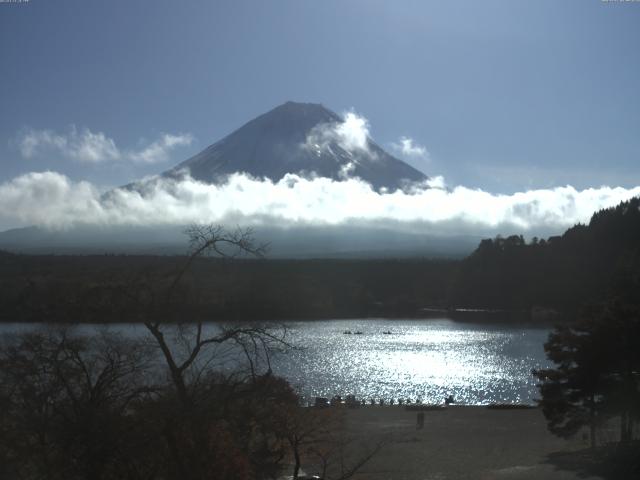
top-left (273, 319), bottom-right (550, 405)
top-left (0, 318), bottom-right (551, 406)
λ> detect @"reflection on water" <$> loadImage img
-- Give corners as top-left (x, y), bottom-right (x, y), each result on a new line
top-left (0, 318), bottom-right (550, 406)
top-left (272, 319), bottom-right (550, 405)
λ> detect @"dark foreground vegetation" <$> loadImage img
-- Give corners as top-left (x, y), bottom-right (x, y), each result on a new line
top-left (534, 306), bottom-right (640, 478)
top-left (0, 325), bottom-right (384, 480)
top-left (1, 197), bottom-right (639, 323)
top-left (532, 262), bottom-right (640, 477)
top-left (0, 226), bottom-right (383, 480)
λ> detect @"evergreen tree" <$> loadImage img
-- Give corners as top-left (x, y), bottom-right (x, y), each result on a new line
top-left (534, 300), bottom-right (640, 447)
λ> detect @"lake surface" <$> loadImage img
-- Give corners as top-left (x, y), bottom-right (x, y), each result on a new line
top-left (273, 319), bottom-right (551, 405)
top-left (0, 318), bottom-right (551, 406)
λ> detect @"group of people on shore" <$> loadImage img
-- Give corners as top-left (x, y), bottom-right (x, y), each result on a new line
top-left (313, 394), bottom-right (455, 408)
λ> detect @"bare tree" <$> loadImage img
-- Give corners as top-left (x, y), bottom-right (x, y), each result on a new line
top-left (138, 224), bottom-right (296, 480)
top-left (140, 224), bottom-right (387, 480)
top-left (311, 428), bottom-right (386, 480)
top-left (143, 224), bottom-right (279, 407)
top-left (285, 408), bottom-right (386, 480)
top-left (0, 328), bottom-right (157, 480)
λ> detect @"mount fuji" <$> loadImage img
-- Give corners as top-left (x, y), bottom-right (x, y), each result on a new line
top-left (161, 101), bottom-right (427, 191)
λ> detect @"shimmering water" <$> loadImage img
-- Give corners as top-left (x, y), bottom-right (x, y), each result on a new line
top-left (0, 318), bottom-right (551, 405)
top-left (271, 319), bottom-right (551, 405)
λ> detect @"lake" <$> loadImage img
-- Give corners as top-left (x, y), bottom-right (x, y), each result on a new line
top-left (0, 318), bottom-right (551, 406)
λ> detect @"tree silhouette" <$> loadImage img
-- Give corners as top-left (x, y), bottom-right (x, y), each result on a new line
top-left (534, 300), bottom-right (640, 448)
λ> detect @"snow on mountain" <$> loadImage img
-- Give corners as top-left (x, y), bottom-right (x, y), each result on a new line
top-left (163, 101), bottom-right (427, 191)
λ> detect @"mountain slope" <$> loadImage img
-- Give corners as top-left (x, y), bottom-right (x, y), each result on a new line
top-left (164, 101), bottom-right (427, 191)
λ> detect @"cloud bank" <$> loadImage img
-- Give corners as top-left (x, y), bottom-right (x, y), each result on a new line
top-left (18, 127), bottom-right (194, 164)
top-left (1, 171), bottom-right (638, 239)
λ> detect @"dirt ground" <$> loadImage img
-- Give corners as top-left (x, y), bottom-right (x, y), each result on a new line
top-left (328, 405), bottom-right (603, 480)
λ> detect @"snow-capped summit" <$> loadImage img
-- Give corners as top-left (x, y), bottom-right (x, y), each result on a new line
top-left (164, 101), bottom-right (427, 191)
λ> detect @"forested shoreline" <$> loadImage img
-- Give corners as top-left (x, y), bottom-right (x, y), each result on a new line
top-left (1, 197), bottom-right (638, 324)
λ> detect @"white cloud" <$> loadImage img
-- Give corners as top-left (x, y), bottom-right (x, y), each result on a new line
top-left (19, 127), bottom-right (119, 164)
top-left (303, 111), bottom-right (372, 156)
top-left (334, 112), bottom-right (370, 152)
top-left (425, 176), bottom-right (446, 190)
top-left (338, 161), bottom-right (356, 180)
top-left (19, 130), bottom-right (66, 159)
top-left (0, 171), bottom-right (103, 227)
top-left (127, 133), bottom-right (195, 164)
top-left (17, 127), bottom-right (193, 165)
top-left (1, 171), bottom-right (638, 240)
top-left (390, 136), bottom-right (429, 160)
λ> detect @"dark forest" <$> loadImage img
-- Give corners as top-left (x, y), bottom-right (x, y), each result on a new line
top-left (1, 198), bottom-right (639, 324)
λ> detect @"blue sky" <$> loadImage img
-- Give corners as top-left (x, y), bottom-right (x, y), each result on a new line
top-left (0, 0), bottom-right (639, 234)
